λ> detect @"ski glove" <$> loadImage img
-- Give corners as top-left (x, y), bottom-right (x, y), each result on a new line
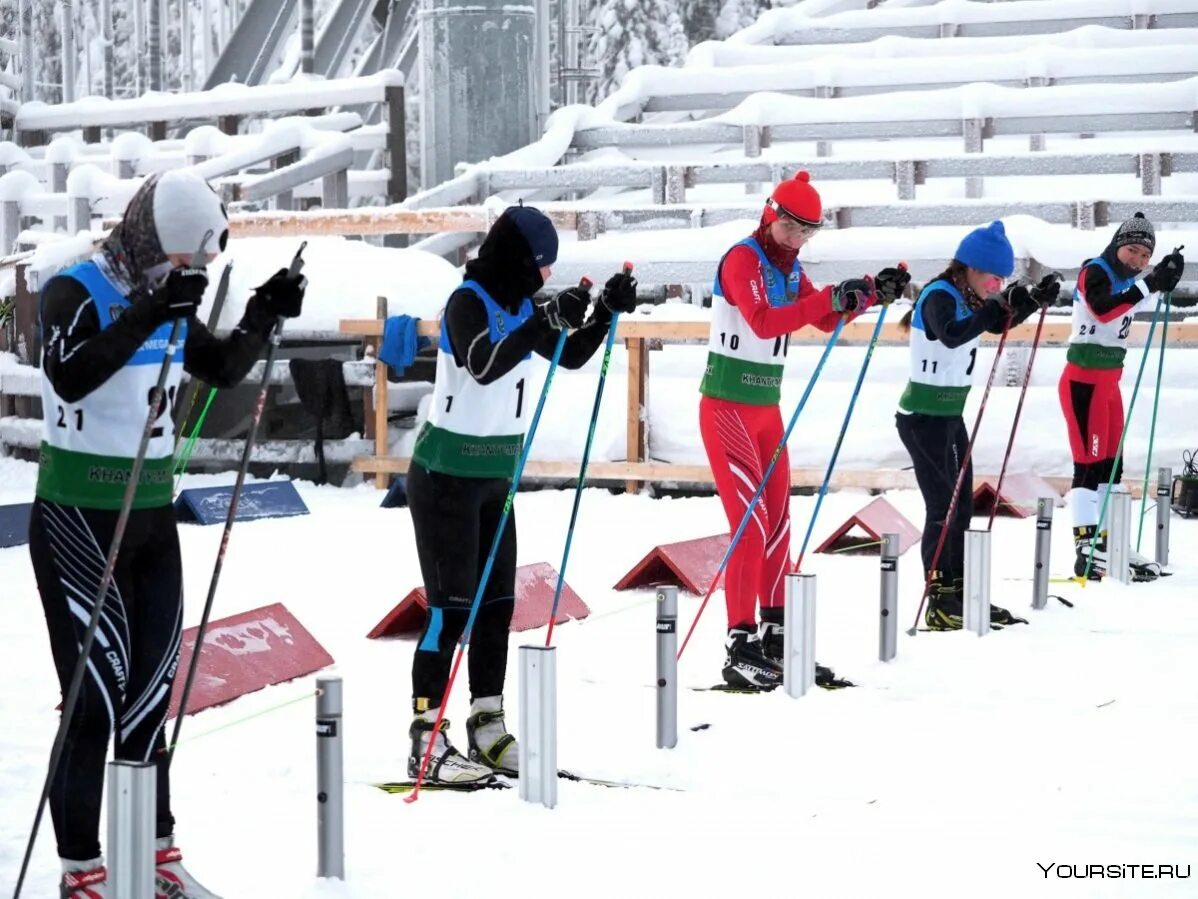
top-left (1029, 272), bottom-right (1063, 307)
top-left (1001, 282), bottom-right (1039, 318)
top-left (252, 268), bottom-right (308, 319)
top-left (1146, 250), bottom-right (1185, 294)
top-left (538, 285), bottom-right (590, 330)
top-left (832, 278), bottom-right (875, 314)
top-left (873, 266), bottom-right (911, 305)
top-left (599, 270), bottom-right (638, 315)
top-left (140, 265), bottom-right (208, 327)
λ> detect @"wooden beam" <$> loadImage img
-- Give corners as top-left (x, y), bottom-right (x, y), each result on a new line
top-left (339, 316), bottom-right (1198, 348)
top-left (373, 296), bottom-right (389, 489)
top-left (626, 336), bottom-right (648, 494)
top-left (349, 456), bottom-right (1113, 496)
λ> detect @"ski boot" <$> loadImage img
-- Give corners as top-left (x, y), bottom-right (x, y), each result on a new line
top-left (61, 858), bottom-right (107, 898)
top-left (1128, 543), bottom-right (1162, 581)
top-left (945, 576), bottom-right (1027, 628)
top-left (1073, 526), bottom-right (1106, 581)
top-left (466, 696), bottom-right (518, 777)
top-left (760, 622), bottom-right (855, 688)
top-left (409, 715), bottom-right (494, 785)
top-left (924, 572), bottom-right (963, 631)
top-left (154, 837), bottom-right (222, 899)
top-left (722, 628), bottom-right (783, 690)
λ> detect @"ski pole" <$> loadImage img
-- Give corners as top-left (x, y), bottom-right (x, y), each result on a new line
top-left (1080, 251), bottom-right (1179, 583)
top-left (794, 281), bottom-right (893, 572)
top-left (986, 281), bottom-right (1058, 530)
top-left (13, 231), bottom-right (214, 899)
top-left (908, 314), bottom-right (1013, 636)
top-left (407, 277), bottom-right (591, 802)
top-left (1136, 290), bottom-right (1173, 552)
top-left (676, 315), bottom-right (847, 662)
top-left (167, 241), bottom-right (308, 764)
top-left (546, 263), bottom-right (633, 647)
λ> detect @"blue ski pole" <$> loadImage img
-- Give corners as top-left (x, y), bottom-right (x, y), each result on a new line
top-left (794, 302), bottom-right (889, 572)
top-left (546, 263), bottom-right (633, 646)
top-left (677, 315), bottom-right (847, 661)
top-left (406, 277), bottom-right (589, 801)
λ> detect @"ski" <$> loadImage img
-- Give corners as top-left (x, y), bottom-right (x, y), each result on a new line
top-left (375, 779), bottom-right (510, 795)
top-left (377, 770), bottom-right (682, 794)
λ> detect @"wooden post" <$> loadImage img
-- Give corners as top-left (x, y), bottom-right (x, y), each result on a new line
top-left (625, 337), bottom-right (648, 495)
top-left (218, 115), bottom-right (240, 136)
top-left (963, 118), bottom-right (986, 199)
top-left (373, 297), bottom-right (389, 489)
top-left (82, 126), bottom-right (101, 143)
top-left (147, 121), bottom-right (167, 141)
top-left (1139, 153), bottom-right (1162, 196)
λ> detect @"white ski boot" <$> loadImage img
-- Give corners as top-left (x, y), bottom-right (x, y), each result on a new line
top-left (61, 857), bottom-right (108, 898)
top-left (466, 696), bottom-right (518, 776)
top-left (154, 837), bottom-right (221, 898)
top-left (409, 714), bottom-right (495, 784)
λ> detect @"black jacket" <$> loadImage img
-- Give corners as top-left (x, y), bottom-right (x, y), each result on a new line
top-left (41, 274), bottom-right (274, 404)
top-left (444, 210), bottom-right (610, 385)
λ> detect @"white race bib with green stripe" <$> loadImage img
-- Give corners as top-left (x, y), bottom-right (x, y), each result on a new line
top-left (1068, 256), bottom-right (1152, 369)
top-left (37, 260), bottom-right (185, 510)
top-left (412, 280), bottom-right (534, 478)
top-left (899, 279), bottom-right (978, 417)
top-left (699, 237), bottom-right (797, 406)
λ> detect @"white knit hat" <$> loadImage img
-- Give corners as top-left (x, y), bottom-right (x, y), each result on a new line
top-left (151, 170), bottom-right (229, 259)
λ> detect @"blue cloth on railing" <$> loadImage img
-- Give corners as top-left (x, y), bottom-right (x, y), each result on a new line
top-left (378, 315), bottom-right (429, 377)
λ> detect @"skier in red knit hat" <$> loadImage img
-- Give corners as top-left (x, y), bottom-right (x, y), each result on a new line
top-left (698, 171), bottom-right (910, 689)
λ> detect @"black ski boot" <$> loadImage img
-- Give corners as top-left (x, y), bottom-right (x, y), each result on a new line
top-left (924, 572), bottom-right (963, 631)
top-left (722, 628), bottom-right (783, 690)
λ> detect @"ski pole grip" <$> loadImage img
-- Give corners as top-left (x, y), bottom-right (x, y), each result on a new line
top-left (622, 261), bottom-right (634, 274)
top-left (579, 276), bottom-right (593, 291)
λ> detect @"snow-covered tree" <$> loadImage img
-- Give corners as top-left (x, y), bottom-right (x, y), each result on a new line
top-left (587, 0), bottom-right (691, 103)
top-left (715, 0), bottom-right (772, 39)
top-left (679, 0), bottom-right (721, 44)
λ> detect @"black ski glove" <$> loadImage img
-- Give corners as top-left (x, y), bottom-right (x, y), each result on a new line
top-left (832, 277), bottom-right (875, 313)
top-left (1029, 272), bottom-right (1063, 307)
top-left (1146, 250), bottom-right (1185, 294)
top-left (251, 268), bottom-right (307, 319)
top-left (538, 285), bottom-right (591, 330)
top-left (599, 270), bottom-right (638, 315)
top-left (137, 265), bottom-right (208, 327)
top-left (873, 266), bottom-right (911, 305)
top-left (1001, 283), bottom-right (1039, 318)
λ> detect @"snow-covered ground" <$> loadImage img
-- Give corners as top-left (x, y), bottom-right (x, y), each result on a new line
top-left (2, 453), bottom-right (1196, 898)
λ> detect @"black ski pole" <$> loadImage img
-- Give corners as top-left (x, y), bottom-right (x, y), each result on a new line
top-left (167, 242), bottom-right (307, 763)
top-left (13, 231), bottom-right (215, 899)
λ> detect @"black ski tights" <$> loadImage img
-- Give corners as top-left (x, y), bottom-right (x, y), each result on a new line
top-left (895, 412), bottom-right (973, 583)
top-left (406, 462), bottom-right (516, 710)
top-left (28, 500), bottom-right (182, 862)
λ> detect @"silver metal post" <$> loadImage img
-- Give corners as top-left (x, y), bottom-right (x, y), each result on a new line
top-left (1108, 492), bottom-right (1132, 584)
top-left (784, 573), bottom-right (816, 698)
top-left (300, 0), bottom-right (315, 75)
top-left (1032, 497), bottom-right (1053, 611)
top-left (1156, 467), bottom-right (1171, 567)
top-left (61, 1), bottom-right (76, 103)
top-left (107, 761), bottom-right (156, 899)
top-left (518, 646), bottom-right (558, 809)
top-left (655, 585), bottom-right (677, 749)
top-left (879, 533), bottom-right (898, 662)
top-left (962, 529), bottom-right (991, 636)
top-left (316, 676), bottom-right (344, 880)
top-left (19, 0), bottom-right (34, 102)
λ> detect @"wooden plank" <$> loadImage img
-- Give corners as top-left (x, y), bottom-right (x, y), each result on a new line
top-left (626, 337), bottom-right (647, 494)
top-left (348, 455), bottom-right (1101, 497)
top-left (374, 297), bottom-right (389, 489)
top-left (340, 316), bottom-right (1198, 348)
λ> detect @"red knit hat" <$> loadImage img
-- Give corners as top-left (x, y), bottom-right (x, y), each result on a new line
top-left (763, 170), bottom-right (822, 227)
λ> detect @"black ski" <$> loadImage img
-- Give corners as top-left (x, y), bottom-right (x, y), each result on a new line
top-left (377, 770), bottom-right (682, 794)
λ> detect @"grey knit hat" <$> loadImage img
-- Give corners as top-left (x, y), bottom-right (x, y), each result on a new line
top-left (1111, 211), bottom-right (1155, 253)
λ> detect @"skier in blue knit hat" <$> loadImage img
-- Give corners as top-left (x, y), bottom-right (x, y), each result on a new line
top-left (896, 221), bottom-right (1061, 630)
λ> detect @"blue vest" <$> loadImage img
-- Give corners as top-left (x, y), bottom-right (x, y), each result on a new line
top-left (439, 279), bottom-right (534, 359)
top-left (1073, 256), bottom-right (1137, 303)
top-left (713, 237), bottom-right (802, 307)
top-left (911, 278), bottom-right (969, 336)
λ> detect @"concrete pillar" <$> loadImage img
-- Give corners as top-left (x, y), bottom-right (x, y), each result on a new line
top-left (419, 0), bottom-right (537, 189)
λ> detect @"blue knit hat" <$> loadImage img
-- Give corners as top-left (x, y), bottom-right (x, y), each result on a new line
top-left (954, 221), bottom-right (1015, 278)
top-left (505, 204), bottom-right (559, 267)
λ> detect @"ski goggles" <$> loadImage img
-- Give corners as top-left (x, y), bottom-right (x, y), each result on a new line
top-left (766, 199), bottom-right (822, 237)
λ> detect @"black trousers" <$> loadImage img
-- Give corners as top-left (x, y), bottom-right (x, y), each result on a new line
top-left (28, 500), bottom-right (182, 862)
top-left (895, 413), bottom-right (973, 583)
top-left (406, 462), bottom-right (516, 710)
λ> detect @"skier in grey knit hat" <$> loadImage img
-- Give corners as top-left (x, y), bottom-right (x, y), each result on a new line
top-left (1058, 210), bottom-right (1191, 582)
